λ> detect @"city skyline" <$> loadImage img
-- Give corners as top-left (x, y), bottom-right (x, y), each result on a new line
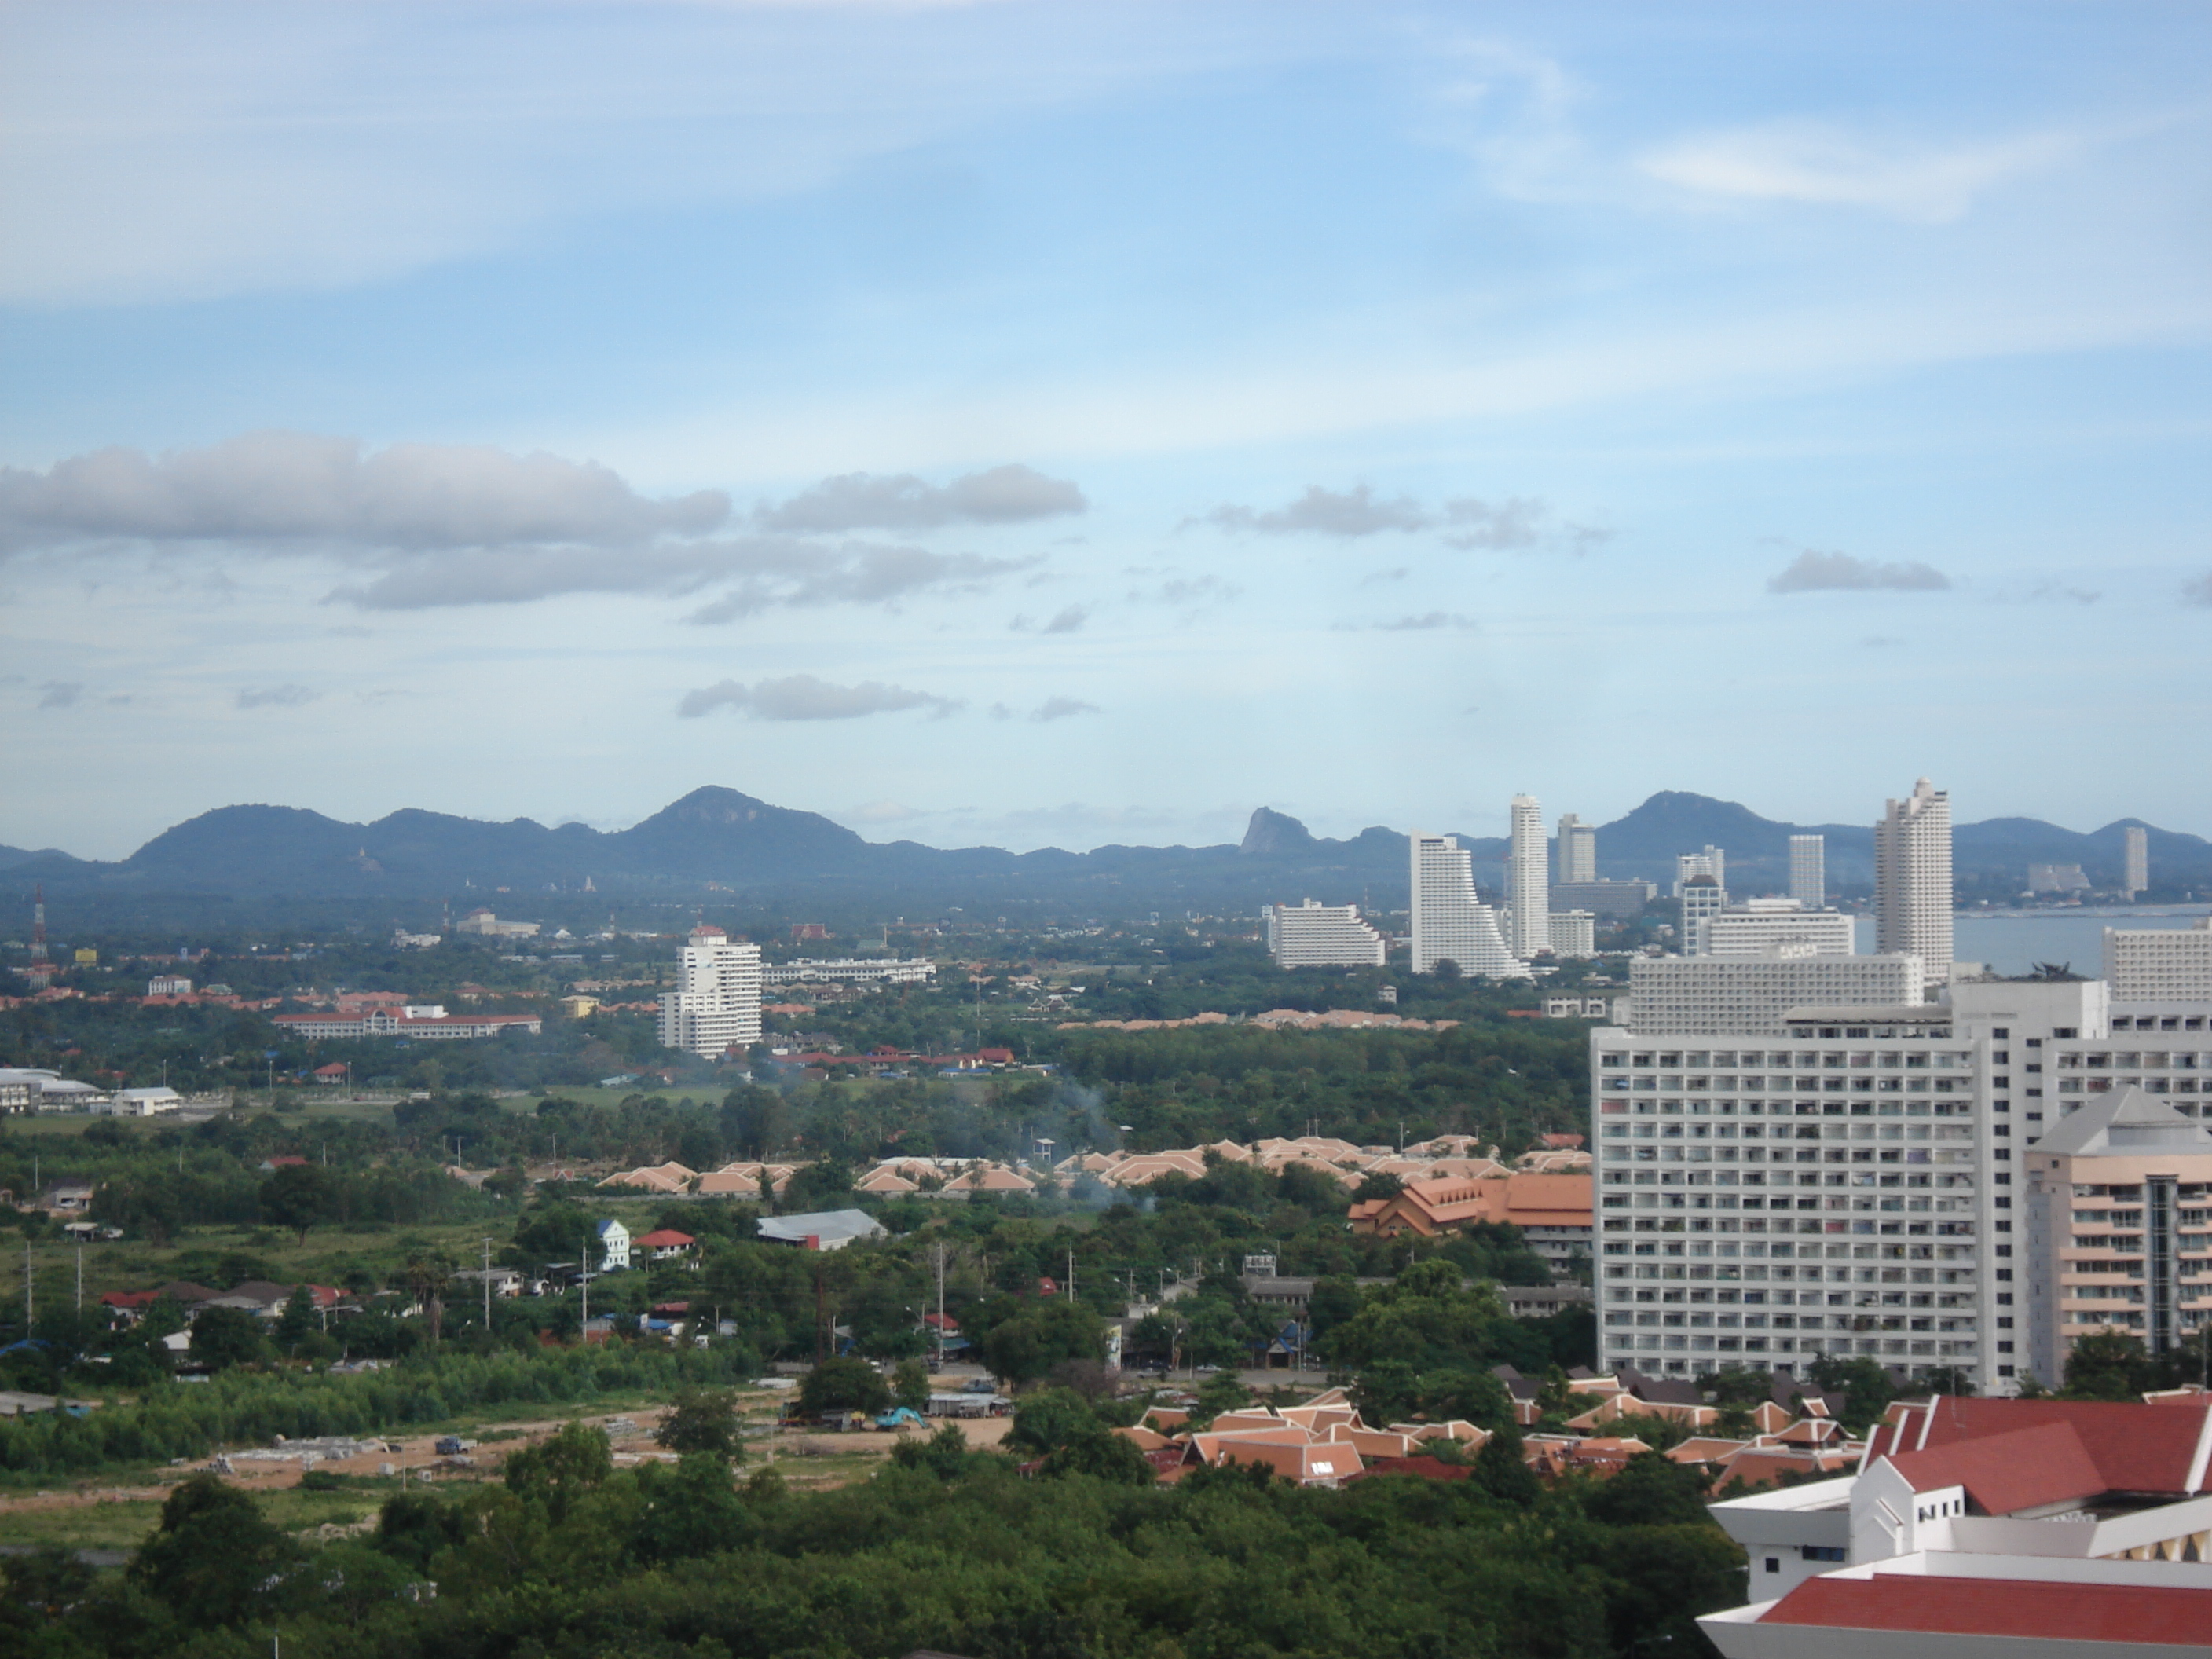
top-left (3, 2), bottom-right (2209, 859)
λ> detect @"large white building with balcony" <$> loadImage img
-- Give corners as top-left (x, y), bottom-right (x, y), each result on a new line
top-left (2104, 918), bottom-right (2212, 1002)
top-left (1625, 951), bottom-right (1925, 1037)
top-left (1700, 897), bottom-right (1856, 960)
top-left (657, 926), bottom-right (763, 1059)
top-left (1264, 899), bottom-right (1387, 968)
top-left (1408, 832), bottom-right (1528, 978)
top-left (1877, 777), bottom-right (1954, 983)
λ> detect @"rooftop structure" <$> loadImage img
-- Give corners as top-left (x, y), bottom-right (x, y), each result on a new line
top-left (756, 1209), bottom-right (888, 1251)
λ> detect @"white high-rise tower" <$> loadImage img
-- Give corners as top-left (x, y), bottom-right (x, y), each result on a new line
top-left (2125, 826), bottom-right (2149, 897)
top-left (1507, 794), bottom-right (1550, 958)
top-left (1789, 834), bottom-right (1826, 908)
top-left (1876, 777), bottom-right (1953, 983)
top-left (658, 925), bottom-right (764, 1058)
top-left (1409, 833), bottom-right (1529, 978)
top-left (1556, 814), bottom-right (1597, 884)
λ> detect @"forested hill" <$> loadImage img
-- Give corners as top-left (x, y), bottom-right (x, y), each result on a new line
top-left (6, 785), bottom-right (2207, 906)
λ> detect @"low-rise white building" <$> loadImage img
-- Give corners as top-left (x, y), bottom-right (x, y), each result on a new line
top-left (1545, 911), bottom-right (1597, 959)
top-left (1264, 899), bottom-right (1387, 968)
top-left (1701, 899), bottom-right (1855, 961)
top-left (2106, 918), bottom-right (2212, 1002)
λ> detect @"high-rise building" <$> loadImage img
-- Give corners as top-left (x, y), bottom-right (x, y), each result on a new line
top-left (657, 925), bottom-right (763, 1059)
top-left (1623, 950), bottom-right (1925, 1035)
top-left (1557, 814), bottom-right (1598, 884)
top-left (2021, 1084), bottom-right (2212, 1384)
top-left (2125, 825), bottom-right (2149, 897)
top-left (2103, 918), bottom-right (2212, 1001)
top-left (1701, 898), bottom-right (1855, 960)
top-left (1552, 879), bottom-right (1657, 920)
top-left (1408, 832), bottom-right (1529, 978)
top-left (1547, 911), bottom-right (1598, 959)
top-left (1675, 846), bottom-right (1726, 897)
top-left (1789, 834), bottom-right (1826, 909)
top-left (1876, 777), bottom-right (1953, 983)
top-left (1264, 899), bottom-right (1387, 968)
top-left (1507, 794), bottom-right (1550, 959)
top-left (1679, 875), bottom-right (1727, 954)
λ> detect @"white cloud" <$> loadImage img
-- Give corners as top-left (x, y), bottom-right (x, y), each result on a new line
top-left (1767, 549), bottom-right (1950, 594)
top-left (676, 672), bottom-right (961, 720)
top-left (1372, 612), bottom-right (1478, 632)
top-left (756, 463), bottom-right (1085, 532)
top-left (236, 684), bottom-right (318, 709)
top-left (1199, 484), bottom-right (1426, 537)
top-left (1030, 696), bottom-right (1098, 722)
top-left (1439, 496), bottom-right (1549, 551)
top-left (1639, 122), bottom-right (2082, 223)
top-left (36, 680), bottom-right (82, 709)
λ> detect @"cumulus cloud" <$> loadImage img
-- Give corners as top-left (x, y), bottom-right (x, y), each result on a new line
top-left (676, 673), bottom-right (961, 721)
top-left (236, 683), bottom-right (318, 709)
top-left (1031, 697), bottom-right (1100, 722)
top-left (37, 680), bottom-right (83, 709)
top-left (1011, 603), bottom-right (1090, 634)
top-left (1639, 121), bottom-right (2080, 224)
top-left (1199, 484), bottom-right (1427, 537)
top-left (755, 463), bottom-right (1086, 532)
top-left (0, 433), bottom-right (1042, 618)
top-left (1376, 612), bottom-right (1478, 632)
top-left (0, 430), bottom-right (727, 555)
top-left (1767, 548), bottom-right (1950, 594)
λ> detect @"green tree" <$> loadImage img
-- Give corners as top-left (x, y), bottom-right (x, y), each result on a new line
top-left (654, 1387), bottom-right (748, 1462)
top-left (258, 1160), bottom-right (341, 1245)
top-left (2063, 1329), bottom-right (2155, 1400)
top-left (276, 1284), bottom-right (319, 1350)
top-left (798, 1356), bottom-right (891, 1416)
top-left (1306, 1274), bottom-right (1363, 1338)
top-left (892, 1356), bottom-right (929, 1408)
top-left (503, 1420), bottom-right (613, 1523)
top-left (1809, 1353), bottom-right (1895, 1431)
top-left (1583, 1450), bottom-right (1712, 1527)
top-left (1474, 1426), bottom-right (1541, 1507)
top-left (978, 1298), bottom-right (1106, 1389)
top-left (130, 1473), bottom-right (297, 1627)
top-left (189, 1306), bottom-right (266, 1370)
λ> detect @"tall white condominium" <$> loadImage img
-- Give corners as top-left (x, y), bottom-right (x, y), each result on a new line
top-left (1409, 832), bottom-right (1529, 978)
top-left (2125, 825), bottom-right (2149, 897)
top-left (1265, 899), bottom-right (1387, 969)
top-left (1679, 876), bottom-right (1727, 955)
top-left (1556, 814), bottom-right (1598, 884)
top-left (1876, 777), bottom-right (1953, 983)
top-left (1547, 911), bottom-right (1598, 958)
top-left (1789, 834), bottom-right (1826, 908)
top-left (1507, 794), bottom-right (1551, 958)
top-left (657, 925), bottom-right (763, 1059)
top-left (2104, 917), bottom-right (2212, 1000)
top-left (1675, 846), bottom-right (1726, 896)
top-left (1701, 898), bottom-right (1855, 959)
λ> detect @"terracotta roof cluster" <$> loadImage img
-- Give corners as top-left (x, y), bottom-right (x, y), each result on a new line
top-left (1055, 1135), bottom-right (1584, 1195)
top-left (1347, 1171), bottom-right (1594, 1237)
top-left (1062, 1008), bottom-right (1460, 1034)
top-left (854, 1159), bottom-right (1037, 1196)
top-left (1113, 1388), bottom-right (1491, 1487)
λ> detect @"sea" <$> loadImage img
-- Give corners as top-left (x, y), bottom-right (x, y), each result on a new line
top-left (1848, 906), bottom-right (2212, 979)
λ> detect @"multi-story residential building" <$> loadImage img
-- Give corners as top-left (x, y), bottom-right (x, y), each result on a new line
top-left (1556, 813), bottom-right (1597, 884)
top-left (1876, 777), bottom-right (1952, 982)
top-left (2020, 1085), bottom-right (2212, 1385)
top-left (147, 976), bottom-right (192, 997)
top-left (2028, 862), bottom-right (2090, 895)
top-left (1679, 875), bottom-right (1727, 954)
top-left (1789, 833), bottom-right (1826, 909)
top-left (1675, 846), bottom-right (1726, 896)
top-left (1625, 953), bottom-right (1925, 1036)
top-left (1701, 898), bottom-right (1855, 960)
top-left (1408, 832), bottom-right (1527, 978)
top-left (2105, 918), bottom-right (2212, 1000)
top-left (657, 926), bottom-right (763, 1059)
top-left (454, 909), bottom-right (540, 939)
top-left (760, 957), bottom-right (936, 987)
top-left (1264, 899), bottom-right (1387, 968)
top-left (1547, 910), bottom-right (1597, 959)
top-left (1507, 794), bottom-right (1551, 959)
top-left (2125, 824), bottom-right (2149, 896)
top-left (1552, 879), bottom-right (1656, 920)
top-left (273, 1006), bottom-right (543, 1040)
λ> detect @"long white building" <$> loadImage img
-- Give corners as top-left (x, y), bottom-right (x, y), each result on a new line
top-left (658, 926), bottom-right (763, 1059)
top-left (1876, 777), bottom-right (1953, 983)
top-left (1408, 832), bottom-right (1529, 979)
top-left (2104, 918), bottom-right (2212, 1001)
top-left (760, 957), bottom-right (936, 987)
top-left (1264, 899), bottom-right (1387, 968)
top-left (1507, 794), bottom-right (1550, 959)
top-left (1625, 951), bottom-right (1925, 1038)
top-left (1701, 898), bottom-right (1856, 959)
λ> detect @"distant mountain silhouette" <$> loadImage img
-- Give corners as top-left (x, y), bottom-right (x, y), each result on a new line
top-left (5, 787), bottom-right (2206, 906)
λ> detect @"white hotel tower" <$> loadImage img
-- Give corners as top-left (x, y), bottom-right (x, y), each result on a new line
top-left (657, 925), bottom-right (764, 1059)
top-left (1877, 777), bottom-right (1953, 983)
top-left (1410, 833), bottom-right (1529, 979)
top-left (1507, 793), bottom-right (1551, 960)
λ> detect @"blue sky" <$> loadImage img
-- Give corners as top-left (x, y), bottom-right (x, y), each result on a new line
top-left (3, 1), bottom-right (2208, 859)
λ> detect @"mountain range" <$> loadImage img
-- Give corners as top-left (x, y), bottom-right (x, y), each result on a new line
top-left (2, 786), bottom-right (2206, 913)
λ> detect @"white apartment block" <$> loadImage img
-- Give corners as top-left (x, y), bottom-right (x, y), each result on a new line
top-left (1675, 846), bottom-right (1726, 896)
top-left (1701, 898), bottom-right (1855, 960)
top-left (2105, 918), bottom-right (2212, 1001)
top-left (1507, 793), bottom-right (1550, 959)
top-left (2125, 824), bottom-right (2149, 895)
top-left (1588, 975), bottom-right (2208, 1397)
top-left (658, 927), bottom-right (764, 1059)
top-left (1408, 832), bottom-right (1529, 979)
top-left (1264, 899), bottom-right (1387, 968)
top-left (1876, 777), bottom-right (1952, 983)
top-left (1547, 910), bottom-right (1597, 959)
top-left (1679, 876), bottom-right (1727, 954)
top-left (760, 958), bottom-right (936, 987)
top-left (1626, 952), bottom-right (1925, 1038)
top-left (1556, 814), bottom-right (1597, 884)
top-left (1789, 833), bottom-right (1826, 908)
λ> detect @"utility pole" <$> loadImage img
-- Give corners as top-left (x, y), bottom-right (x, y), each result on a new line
top-left (482, 1237), bottom-right (493, 1333)
top-left (933, 1243), bottom-right (947, 1373)
top-left (1067, 1247), bottom-right (1075, 1300)
top-left (75, 1243), bottom-right (82, 1314)
top-left (580, 1228), bottom-right (589, 1331)
top-left (23, 1242), bottom-right (31, 1331)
